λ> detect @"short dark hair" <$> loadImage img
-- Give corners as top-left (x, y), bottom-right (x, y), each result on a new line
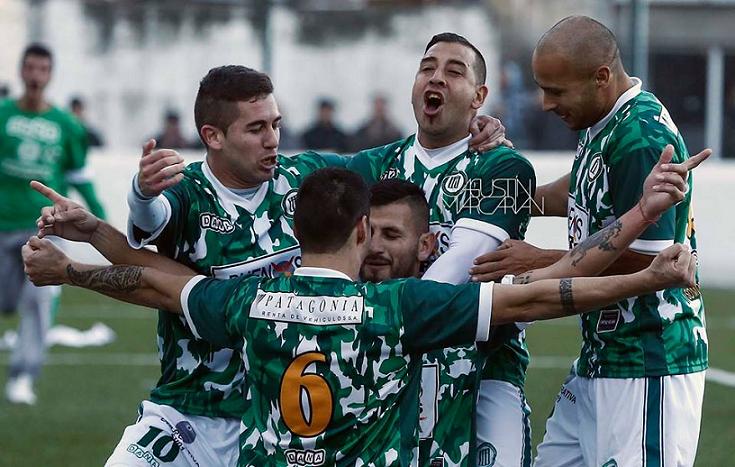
top-left (69, 96), bottom-right (83, 109)
top-left (295, 168), bottom-right (370, 254)
top-left (370, 179), bottom-right (429, 233)
top-left (425, 32), bottom-right (486, 84)
top-left (194, 65), bottom-right (273, 140)
top-left (21, 43), bottom-right (53, 67)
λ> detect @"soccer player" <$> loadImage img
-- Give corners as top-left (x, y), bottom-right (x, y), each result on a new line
top-left (347, 32), bottom-right (536, 465)
top-left (471, 16), bottom-right (709, 466)
top-left (361, 137), bottom-right (707, 465)
top-left (24, 167), bottom-right (697, 466)
top-left (55, 64), bottom-right (500, 465)
top-left (0, 43), bottom-right (105, 405)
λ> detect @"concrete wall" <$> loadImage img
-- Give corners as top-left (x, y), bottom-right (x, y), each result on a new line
top-left (64, 150), bottom-right (735, 288)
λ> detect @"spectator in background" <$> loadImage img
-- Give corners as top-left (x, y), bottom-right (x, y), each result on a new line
top-left (155, 110), bottom-right (190, 149)
top-left (69, 96), bottom-right (104, 147)
top-left (350, 94), bottom-right (403, 151)
top-left (301, 98), bottom-right (348, 152)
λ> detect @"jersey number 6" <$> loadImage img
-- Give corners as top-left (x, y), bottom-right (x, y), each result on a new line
top-left (279, 351), bottom-right (334, 437)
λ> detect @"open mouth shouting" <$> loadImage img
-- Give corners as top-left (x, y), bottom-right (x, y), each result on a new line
top-left (423, 90), bottom-right (445, 117)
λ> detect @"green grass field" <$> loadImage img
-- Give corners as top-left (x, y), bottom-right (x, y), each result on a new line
top-left (0, 287), bottom-right (732, 466)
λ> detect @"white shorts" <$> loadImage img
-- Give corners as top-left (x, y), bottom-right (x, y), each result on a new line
top-left (105, 400), bottom-right (240, 467)
top-left (475, 380), bottom-right (532, 467)
top-left (534, 370), bottom-right (705, 467)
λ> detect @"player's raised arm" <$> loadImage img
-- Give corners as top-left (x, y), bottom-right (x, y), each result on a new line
top-left (471, 145), bottom-right (710, 283)
top-left (23, 236), bottom-right (193, 313)
top-left (489, 243), bottom-right (695, 325)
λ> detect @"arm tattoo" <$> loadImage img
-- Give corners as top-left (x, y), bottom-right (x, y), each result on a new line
top-left (569, 219), bottom-right (622, 267)
top-left (559, 278), bottom-right (576, 314)
top-left (513, 271), bottom-right (534, 284)
top-left (67, 264), bottom-right (143, 294)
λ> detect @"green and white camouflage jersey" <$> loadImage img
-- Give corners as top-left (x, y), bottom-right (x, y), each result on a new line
top-left (0, 98), bottom-right (87, 231)
top-left (181, 267), bottom-right (494, 466)
top-left (132, 152), bottom-right (333, 419)
top-left (568, 78), bottom-right (707, 378)
top-left (348, 135), bottom-right (535, 465)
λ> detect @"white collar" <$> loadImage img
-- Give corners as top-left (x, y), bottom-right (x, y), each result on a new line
top-left (587, 77), bottom-right (642, 141)
top-left (202, 158), bottom-right (269, 214)
top-left (412, 133), bottom-right (471, 169)
top-left (294, 267), bottom-right (353, 281)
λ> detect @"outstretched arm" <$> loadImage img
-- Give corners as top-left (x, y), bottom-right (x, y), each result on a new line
top-left (489, 243), bottom-right (695, 325)
top-left (32, 181), bottom-right (192, 276)
top-left (23, 236), bottom-right (192, 312)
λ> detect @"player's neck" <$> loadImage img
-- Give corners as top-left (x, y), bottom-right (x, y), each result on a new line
top-left (300, 252), bottom-right (360, 281)
top-left (417, 128), bottom-right (468, 150)
top-left (599, 74), bottom-right (636, 120)
top-left (17, 94), bottom-right (49, 113)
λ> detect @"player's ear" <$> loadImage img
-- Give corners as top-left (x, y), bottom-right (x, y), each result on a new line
top-left (594, 66), bottom-right (611, 88)
top-left (200, 124), bottom-right (224, 150)
top-left (472, 84), bottom-right (489, 110)
top-left (355, 215), bottom-right (370, 247)
top-left (416, 231), bottom-right (436, 262)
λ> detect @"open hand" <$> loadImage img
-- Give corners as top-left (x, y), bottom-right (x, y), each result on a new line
top-left (137, 139), bottom-right (185, 197)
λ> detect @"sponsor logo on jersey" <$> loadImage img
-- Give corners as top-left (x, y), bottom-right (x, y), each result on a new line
top-left (477, 442), bottom-right (497, 466)
top-left (586, 153), bottom-right (604, 182)
top-left (282, 189), bottom-right (298, 218)
top-left (126, 444), bottom-right (160, 467)
top-left (441, 171), bottom-right (467, 195)
top-left (199, 212), bottom-right (235, 234)
top-left (174, 421), bottom-right (196, 444)
top-left (284, 449), bottom-right (326, 466)
top-left (430, 458), bottom-right (445, 467)
top-left (557, 385), bottom-right (577, 405)
top-left (380, 167), bottom-right (399, 180)
top-left (602, 459), bottom-right (618, 467)
top-left (211, 246), bottom-right (301, 279)
top-left (596, 309), bottom-right (620, 333)
top-left (250, 290), bottom-right (364, 326)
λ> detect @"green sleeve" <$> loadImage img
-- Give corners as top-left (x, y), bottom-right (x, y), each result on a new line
top-left (608, 135), bottom-right (684, 243)
top-left (64, 116), bottom-right (89, 172)
top-left (70, 181), bottom-right (107, 219)
top-left (400, 278), bottom-right (493, 353)
top-left (320, 153), bottom-right (351, 168)
top-left (184, 275), bottom-right (258, 348)
top-left (456, 150), bottom-right (536, 241)
top-left (345, 151), bottom-right (380, 184)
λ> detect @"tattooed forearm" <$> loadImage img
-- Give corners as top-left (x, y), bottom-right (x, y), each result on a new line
top-left (66, 264), bottom-right (143, 294)
top-left (559, 278), bottom-right (576, 314)
top-left (514, 271), bottom-right (534, 284)
top-left (569, 219), bottom-right (622, 267)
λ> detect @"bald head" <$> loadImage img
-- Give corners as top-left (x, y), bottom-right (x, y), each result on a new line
top-left (535, 16), bottom-right (622, 73)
